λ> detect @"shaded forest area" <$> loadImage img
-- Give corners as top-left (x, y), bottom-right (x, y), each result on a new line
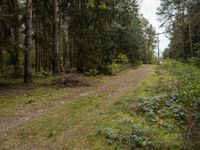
top-left (0, 0), bottom-right (157, 83)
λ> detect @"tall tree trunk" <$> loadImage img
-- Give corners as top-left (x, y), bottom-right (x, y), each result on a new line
top-left (53, 0), bottom-right (59, 74)
top-left (13, 0), bottom-right (20, 76)
top-left (147, 39), bottom-right (150, 64)
top-left (24, 0), bottom-right (33, 83)
top-left (0, 22), bottom-right (3, 74)
top-left (0, 47), bottom-right (3, 74)
top-left (14, 26), bottom-right (20, 75)
top-left (35, 21), bottom-right (39, 72)
top-left (35, 0), bottom-right (39, 72)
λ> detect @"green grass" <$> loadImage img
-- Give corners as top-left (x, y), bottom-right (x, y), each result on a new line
top-left (1, 95), bottom-right (106, 148)
top-left (0, 72), bottom-right (113, 121)
top-left (1, 64), bottom-right (184, 149)
top-left (0, 65), bottom-right (145, 149)
top-left (0, 86), bottom-right (74, 120)
top-left (92, 65), bottom-right (184, 150)
top-left (0, 65), bottom-right (140, 122)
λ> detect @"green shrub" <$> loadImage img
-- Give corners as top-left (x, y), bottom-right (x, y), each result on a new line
top-left (127, 94), bottom-right (185, 123)
top-left (99, 125), bottom-right (154, 149)
top-left (125, 125), bottom-right (154, 148)
top-left (107, 63), bottom-right (121, 75)
top-left (162, 60), bottom-right (200, 149)
top-left (85, 68), bottom-right (99, 76)
top-left (114, 53), bottom-right (129, 64)
top-left (99, 128), bottom-right (119, 145)
top-left (188, 57), bottom-right (200, 68)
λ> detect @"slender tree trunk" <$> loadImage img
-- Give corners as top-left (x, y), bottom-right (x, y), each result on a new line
top-left (69, 38), bottom-right (73, 72)
top-left (39, 22), bottom-right (42, 70)
top-left (147, 39), bottom-right (150, 64)
top-left (24, 0), bottom-right (33, 83)
top-left (14, 26), bottom-right (20, 75)
top-left (145, 42), bottom-right (148, 64)
top-left (48, 17), bottom-right (52, 70)
top-left (53, 0), bottom-right (59, 74)
top-left (35, 0), bottom-right (39, 72)
top-left (0, 47), bottom-right (3, 74)
top-left (0, 22), bottom-right (3, 74)
top-left (35, 21), bottom-right (39, 72)
top-left (182, 31), bottom-right (185, 59)
top-left (14, 0), bottom-right (20, 76)
top-left (63, 17), bottom-right (69, 71)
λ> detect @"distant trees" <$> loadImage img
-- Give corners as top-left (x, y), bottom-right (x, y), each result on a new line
top-left (158, 0), bottom-right (200, 61)
top-left (0, 0), bottom-right (22, 75)
top-left (0, 0), bottom-right (157, 82)
top-left (141, 17), bottom-right (157, 64)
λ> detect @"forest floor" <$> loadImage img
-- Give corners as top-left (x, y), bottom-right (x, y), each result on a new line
top-left (0, 65), bottom-right (154, 149)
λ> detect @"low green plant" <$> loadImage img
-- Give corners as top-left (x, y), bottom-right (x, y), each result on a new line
top-left (127, 93), bottom-right (185, 122)
top-left (99, 125), bottom-right (154, 149)
top-left (124, 125), bottom-right (154, 148)
top-left (98, 62), bottom-right (186, 149)
top-left (99, 128), bottom-right (119, 145)
top-left (162, 60), bottom-right (200, 149)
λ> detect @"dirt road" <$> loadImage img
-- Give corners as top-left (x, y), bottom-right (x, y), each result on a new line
top-left (0, 65), bottom-right (154, 149)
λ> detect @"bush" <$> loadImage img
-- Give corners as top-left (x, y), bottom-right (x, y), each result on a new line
top-left (114, 53), bottom-right (129, 64)
top-left (98, 128), bottom-right (119, 145)
top-left (99, 125), bottom-right (154, 149)
top-left (125, 125), bottom-right (154, 148)
top-left (130, 94), bottom-right (185, 121)
top-left (106, 63), bottom-right (121, 75)
top-left (188, 57), bottom-right (200, 68)
top-left (85, 68), bottom-right (99, 76)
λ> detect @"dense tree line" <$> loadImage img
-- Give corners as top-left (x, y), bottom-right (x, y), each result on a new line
top-left (158, 0), bottom-right (200, 63)
top-left (0, 0), bottom-right (156, 83)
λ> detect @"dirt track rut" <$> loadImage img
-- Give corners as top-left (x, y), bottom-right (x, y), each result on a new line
top-left (0, 65), bottom-right (154, 135)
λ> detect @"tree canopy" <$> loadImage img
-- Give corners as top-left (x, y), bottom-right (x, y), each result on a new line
top-left (0, 0), bottom-right (157, 82)
top-left (158, 0), bottom-right (200, 63)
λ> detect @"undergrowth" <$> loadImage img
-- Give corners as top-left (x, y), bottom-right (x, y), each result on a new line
top-left (161, 60), bottom-right (200, 149)
top-left (98, 94), bottom-right (184, 150)
top-left (98, 60), bottom-right (200, 150)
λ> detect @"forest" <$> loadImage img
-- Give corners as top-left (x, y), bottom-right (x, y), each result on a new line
top-left (0, 0), bottom-right (156, 82)
top-left (0, 0), bottom-right (200, 150)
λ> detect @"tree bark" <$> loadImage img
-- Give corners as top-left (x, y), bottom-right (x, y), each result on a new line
top-left (24, 0), bottom-right (33, 83)
top-left (0, 22), bottom-right (3, 74)
top-left (14, 26), bottom-right (20, 75)
top-left (35, 0), bottom-right (39, 72)
top-left (53, 0), bottom-right (59, 74)
top-left (0, 47), bottom-right (3, 74)
top-left (14, 0), bottom-right (20, 76)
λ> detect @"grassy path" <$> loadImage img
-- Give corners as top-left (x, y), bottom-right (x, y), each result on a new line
top-left (0, 65), bottom-right (154, 149)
